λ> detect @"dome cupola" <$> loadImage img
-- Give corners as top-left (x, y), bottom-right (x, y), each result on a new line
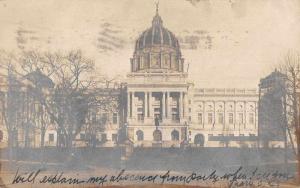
top-left (131, 5), bottom-right (184, 73)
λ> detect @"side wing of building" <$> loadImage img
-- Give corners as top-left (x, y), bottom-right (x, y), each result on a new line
top-left (189, 88), bottom-right (258, 147)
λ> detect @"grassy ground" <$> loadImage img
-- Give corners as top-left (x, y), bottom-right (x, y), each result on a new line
top-left (0, 147), bottom-right (297, 187)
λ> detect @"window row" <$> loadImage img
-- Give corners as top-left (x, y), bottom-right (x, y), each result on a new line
top-left (88, 112), bottom-right (118, 124)
top-left (132, 53), bottom-right (181, 71)
top-left (196, 112), bottom-right (255, 124)
top-left (136, 130), bottom-right (180, 141)
top-left (196, 103), bottom-right (256, 111)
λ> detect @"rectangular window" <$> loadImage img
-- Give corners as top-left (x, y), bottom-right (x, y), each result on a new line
top-left (172, 108), bottom-right (179, 121)
top-left (49, 134), bottom-right (54, 142)
top-left (208, 113), bottom-right (213, 124)
top-left (228, 113), bottom-right (233, 124)
top-left (189, 108), bottom-right (191, 113)
top-left (80, 133), bottom-right (85, 140)
top-left (238, 113), bottom-right (243, 124)
top-left (171, 55), bottom-right (177, 70)
top-left (139, 57), bottom-right (144, 69)
top-left (249, 113), bottom-right (254, 124)
top-left (138, 114), bottom-right (144, 122)
top-left (101, 113), bottom-right (108, 124)
top-left (163, 55), bottom-right (169, 68)
top-left (112, 134), bottom-right (117, 142)
top-left (198, 113), bottom-right (203, 124)
top-left (218, 113), bottom-right (224, 124)
top-left (101, 134), bottom-right (107, 142)
top-left (172, 114), bottom-right (178, 121)
top-left (113, 113), bottom-right (118, 124)
top-left (188, 116), bottom-right (191, 122)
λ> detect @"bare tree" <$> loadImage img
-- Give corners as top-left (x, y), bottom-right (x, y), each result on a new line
top-left (0, 51), bottom-right (23, 164)
top-left (1, 49), bottom-right (124, 160)
top-left (19, 50), bottom-right (96, 150)
top-left (277, 50), bottom-right (300, 182)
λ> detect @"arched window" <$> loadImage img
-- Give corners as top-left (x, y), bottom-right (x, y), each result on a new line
top-left (171, 130), bottom-right (179, 141)
top-left (153, 130), bottom-right (162, 141)
top-left (136, 130), bottom-right (144, 141)
top-left (194, 134), bottom-right (205, 147)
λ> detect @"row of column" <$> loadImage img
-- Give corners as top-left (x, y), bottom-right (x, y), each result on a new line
top-left (127, 91), bottom-right (187, 120)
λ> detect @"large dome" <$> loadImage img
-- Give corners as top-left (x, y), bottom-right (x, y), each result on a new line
top-left (130, 9), bottom-right (184, 73)
top-left (135, 14), bottom-right (180, 52)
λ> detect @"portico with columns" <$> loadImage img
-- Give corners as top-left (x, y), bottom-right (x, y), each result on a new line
top-left (127, 90), bottom-right (188, 124)
top-left (126, 80), bottom-right (191, 147)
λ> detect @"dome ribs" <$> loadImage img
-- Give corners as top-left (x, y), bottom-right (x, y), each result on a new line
top-left (132, 11), bottom-right (183, 73)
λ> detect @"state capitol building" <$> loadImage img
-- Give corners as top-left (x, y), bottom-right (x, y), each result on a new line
top-left (0, 9), bottom-right (259, 148)
top-left (121, 9), bottom-right (258, 148)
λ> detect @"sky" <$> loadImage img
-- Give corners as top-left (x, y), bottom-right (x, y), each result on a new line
top-left (0, 0), bottom-right (300, 88)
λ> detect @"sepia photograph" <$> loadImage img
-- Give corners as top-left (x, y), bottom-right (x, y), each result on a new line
top-left (0, 0), bottom-right (300, 187)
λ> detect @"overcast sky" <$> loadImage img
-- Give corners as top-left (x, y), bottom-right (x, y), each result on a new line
top-left (0, 0), bottom-right (300, 88)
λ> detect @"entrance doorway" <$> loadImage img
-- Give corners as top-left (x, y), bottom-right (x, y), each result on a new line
top-left (194, 134), bottom-right (204, 146)
top-left (153, 130), bottom-right (162, 141)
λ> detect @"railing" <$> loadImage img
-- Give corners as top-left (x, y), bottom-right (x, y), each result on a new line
top-left (194, 88), bottom-right (258, 95)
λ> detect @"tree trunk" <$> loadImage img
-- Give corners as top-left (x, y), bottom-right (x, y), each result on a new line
top-left (7, 131), bottom-right (13, 165)
top-left (40, 130), bottom-right (46, 165)
top-left (296, 127), bottom-right (300, 184)
top-left (25, 127), bottom-right (29, 148)
top-left (292, 74), bottom-right (300, 183)
top-left (41, 131), bottom-right (45, 148)
top-left (295, 128), bottom-right (300, 184)
top-left (66, 134), bottom-right (73, 150)
top-left (283, 95), bottom-right (289, 173)
top-left (56, 130), bottom-right (60, 148)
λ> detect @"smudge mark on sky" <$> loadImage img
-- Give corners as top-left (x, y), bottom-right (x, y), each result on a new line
top-left (177, 28), bottom-right (250, 50)
top-left (16, 28), bottom-right (36, 50)
top-left (15, 26), bottom-right (52, 51)
top-left (96, 22), bottom-right (126, 54)
top-left (178, 30), bottom-right (212, 50)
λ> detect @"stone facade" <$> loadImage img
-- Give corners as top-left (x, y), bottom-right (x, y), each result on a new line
top-left (189, 88), bottom-right (258, 147)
